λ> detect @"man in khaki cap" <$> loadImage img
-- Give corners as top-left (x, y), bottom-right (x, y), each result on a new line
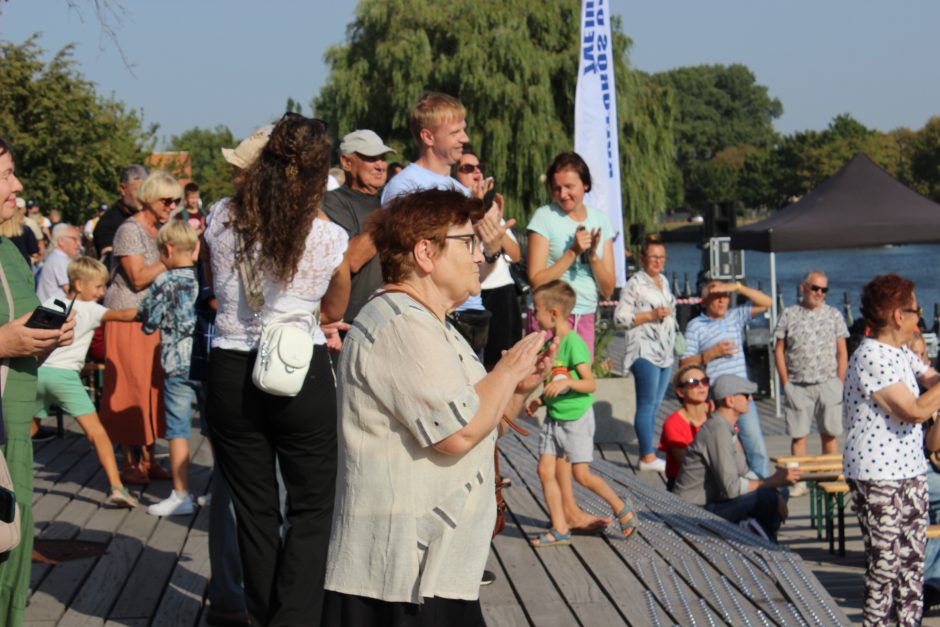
top-left (322, 129), bottom-right (395, 324)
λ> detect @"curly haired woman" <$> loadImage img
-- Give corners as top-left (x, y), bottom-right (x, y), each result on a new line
top-left (204, 113), bottom-right (350, 626)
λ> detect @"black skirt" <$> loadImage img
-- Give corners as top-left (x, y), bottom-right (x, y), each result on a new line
top-left (322, 591), bottom-right (485, 627)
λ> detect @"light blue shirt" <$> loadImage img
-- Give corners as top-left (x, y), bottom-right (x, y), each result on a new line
top-left (525, 203), bottom-right (614, 315)
top-left (682, 304), bottom-right (753, 381)
top-left (381, 163), bottom-right (481, 311)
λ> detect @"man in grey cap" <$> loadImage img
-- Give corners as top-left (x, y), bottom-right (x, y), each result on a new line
top-left (674, 374), bottom-right (800, 541)
top-left (322, 129), bottom-right (394, 325)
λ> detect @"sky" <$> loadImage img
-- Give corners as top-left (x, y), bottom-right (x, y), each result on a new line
top-left (1, 0), bottom-right (938, 147)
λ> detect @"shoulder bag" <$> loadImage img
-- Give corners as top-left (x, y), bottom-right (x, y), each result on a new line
top-left (237, 232), bottom-right (318, 397)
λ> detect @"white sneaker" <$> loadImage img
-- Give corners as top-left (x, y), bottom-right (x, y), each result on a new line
top-left (147, 491), bottom-right (194, 517)
top-left (789, 481), bottom-right (807, 497)
top-left (638, 457), bottom-right (667, 473)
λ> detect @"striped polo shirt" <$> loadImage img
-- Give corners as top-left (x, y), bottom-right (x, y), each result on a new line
top-left (682, 304), bottom-right (753, 381)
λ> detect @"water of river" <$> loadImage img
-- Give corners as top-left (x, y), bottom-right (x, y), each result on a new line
top-left (660, 242), bottom-right (940, 327)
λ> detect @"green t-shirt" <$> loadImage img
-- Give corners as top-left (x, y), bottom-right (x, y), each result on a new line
top-left (543, 331), bottom-right (594, 421)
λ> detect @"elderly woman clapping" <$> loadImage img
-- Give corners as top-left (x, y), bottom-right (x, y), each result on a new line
top-left (324, 188), bottom-right (555, 626)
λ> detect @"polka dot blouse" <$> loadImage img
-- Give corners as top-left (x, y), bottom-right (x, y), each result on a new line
top-left (842, 338), bottom-right (928, 481)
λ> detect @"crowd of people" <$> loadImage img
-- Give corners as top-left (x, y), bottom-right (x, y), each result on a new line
top-left (0, 88), bottom-right (935, 626)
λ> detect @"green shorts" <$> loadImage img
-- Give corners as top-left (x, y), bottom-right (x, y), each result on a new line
top-left (35, 367), bottom-right (96, 418)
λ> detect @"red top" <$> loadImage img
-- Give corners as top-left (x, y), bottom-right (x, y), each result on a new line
top-left (659, 410), bottom-right (702, 479)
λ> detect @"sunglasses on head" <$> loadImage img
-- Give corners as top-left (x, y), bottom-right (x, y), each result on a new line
top-left (808, 284), bottom-right (828, 294)
top-left (457, 163), bottom-right (483, 174)
top-left (679, 377), bottom-right (710, 389)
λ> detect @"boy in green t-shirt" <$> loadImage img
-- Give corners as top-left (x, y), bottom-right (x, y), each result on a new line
top-left (526, 280), bottom-right (639, 547)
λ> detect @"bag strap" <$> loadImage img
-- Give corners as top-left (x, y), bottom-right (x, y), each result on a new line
top-left (235, 231), bottom-right (265, 313)
top-left (265, 308), bottom-right (320, 337)
top-left (0, 255), bottom-right (14, 392)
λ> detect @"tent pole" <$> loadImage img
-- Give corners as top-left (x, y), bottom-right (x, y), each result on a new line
top-left (770, 252), bottom-right (781, 417)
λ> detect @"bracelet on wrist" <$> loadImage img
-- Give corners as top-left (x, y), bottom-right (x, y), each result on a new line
top-left (483, 249), bottom-right (501, 264)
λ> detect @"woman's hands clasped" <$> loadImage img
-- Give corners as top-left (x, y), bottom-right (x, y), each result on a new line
top-left (494, 331), bottom-right (559, 395)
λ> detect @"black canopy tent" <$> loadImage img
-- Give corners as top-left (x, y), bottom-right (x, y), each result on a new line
top-left (729, 153), bottom-right (940, 411)
top-left (731, 153), bottom-right (940, 252)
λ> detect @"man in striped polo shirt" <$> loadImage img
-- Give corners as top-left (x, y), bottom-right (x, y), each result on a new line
top-left (680, 280), bottom-right (773, 478)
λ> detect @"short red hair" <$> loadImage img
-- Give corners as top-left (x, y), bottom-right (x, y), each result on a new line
top-left (860, 273), bottom-right (916, 332)
top-left (370, 189), bottom-right (484, 284)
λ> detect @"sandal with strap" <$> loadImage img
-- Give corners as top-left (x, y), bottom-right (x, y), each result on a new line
top-left (615, 495), bottom-right (639, 539)
top-left (530, 528), bottom-right (572, 548)
top-left (108, 486), bottom-right (139, 508)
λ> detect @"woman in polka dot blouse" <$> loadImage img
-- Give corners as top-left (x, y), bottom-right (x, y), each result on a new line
top-left (843, 274), bottom-right (940, 626)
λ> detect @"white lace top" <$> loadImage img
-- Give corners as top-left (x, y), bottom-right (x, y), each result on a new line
top-left (204, 198), bottom-right (348, 350)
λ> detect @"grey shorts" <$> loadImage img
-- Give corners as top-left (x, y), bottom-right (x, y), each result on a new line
top-left (538, 406), bottom-right (595, 464)
top-left (783, 378), bottom-right (844, 438)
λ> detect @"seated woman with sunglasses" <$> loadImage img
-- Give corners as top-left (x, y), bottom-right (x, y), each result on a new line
top-left (101, 170), bottom-right (180, 484)
top-left (659, 364), bottom-right (711, 491)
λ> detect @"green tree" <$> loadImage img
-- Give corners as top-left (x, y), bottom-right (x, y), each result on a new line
top-left (0, 36), bottom-right (155, 223)
top-left (285, 97), bottom-right (303, 115)
top-left (907, 116), bottom-right (940, 202)
top-left (166, 125), bottom-right (236, 205)
top-left (313, 0), bottom-right (676, 228)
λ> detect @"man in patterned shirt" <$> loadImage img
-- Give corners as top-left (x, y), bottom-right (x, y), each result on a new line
top-left (774, 270), bottom-right (848, 469)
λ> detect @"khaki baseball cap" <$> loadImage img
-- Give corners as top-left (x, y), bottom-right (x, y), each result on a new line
top-left (221, 124), bottom-right (274, 169)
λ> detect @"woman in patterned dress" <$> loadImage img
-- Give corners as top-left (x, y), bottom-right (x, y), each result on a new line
top-left (843, 274), bottom-right (940, 626)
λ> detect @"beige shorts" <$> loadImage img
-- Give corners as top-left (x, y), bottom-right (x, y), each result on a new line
top-left (783, 378), bottom-right (844, 438)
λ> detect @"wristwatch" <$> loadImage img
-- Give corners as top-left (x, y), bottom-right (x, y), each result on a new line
top-left (483, 248), bottom-right (501, 264)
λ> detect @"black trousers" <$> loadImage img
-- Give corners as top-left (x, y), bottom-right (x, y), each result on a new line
top-left (322, 591), bottom-right (485, 627)
top-left (206, 345), bottom-right (337, 627)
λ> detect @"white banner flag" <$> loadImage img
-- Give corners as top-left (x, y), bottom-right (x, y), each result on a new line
top-left (574, 0), bottom-right (626, 287)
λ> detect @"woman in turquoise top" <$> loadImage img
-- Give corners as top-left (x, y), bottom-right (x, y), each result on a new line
top-left (0, 139), bottom-right (74, 626)
top-left (526, 152), bottom-right (615, 359)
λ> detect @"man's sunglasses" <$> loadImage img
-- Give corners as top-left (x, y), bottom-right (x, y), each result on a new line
top-left (808, 284), bottom-right (828, 294)
top-left (679, 377), bottom-right (710, 389)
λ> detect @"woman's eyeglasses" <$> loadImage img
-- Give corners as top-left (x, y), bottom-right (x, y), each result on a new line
top-left (679, 377), bottom-right (710, 389)
top-left (160, 197), bottom-right (181, 207)
top-left (903, 306), bottom-right (924, 318)
top-left (457, 163), bottom-right (484, 174)
top-left (444, 233), bottom-right (479, 254)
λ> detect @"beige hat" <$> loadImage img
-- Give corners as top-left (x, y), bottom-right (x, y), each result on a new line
top-left (339, 129), bottom-right (395, 157)
top-left (221, 124), bottom-right (274, 169)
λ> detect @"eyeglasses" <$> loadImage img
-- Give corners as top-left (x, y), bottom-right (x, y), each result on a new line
top-left (444, 233), bottom-right (479, 254)
top-left (644, 255), bottom-right (666, 261)
top-left (160, 197), bottom-right (181, 207)
top-left (807, 284), bottom-right (829, 294)
top-left (679, 377), bottom-right (710, 388)
top-left (457, 163), bottom-right (483, 174)
top-left (902, 306), bottom-right (924, 318)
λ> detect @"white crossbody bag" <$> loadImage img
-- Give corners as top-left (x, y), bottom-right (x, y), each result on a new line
top-left (237, 234), bottom-right (319, 397)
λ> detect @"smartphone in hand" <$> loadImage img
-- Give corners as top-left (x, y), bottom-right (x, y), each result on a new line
top-left (25, 297), bottom-right (75, 330)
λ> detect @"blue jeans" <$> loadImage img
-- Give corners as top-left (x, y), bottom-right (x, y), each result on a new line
top-left (737, 400), bottom-right (769, 479)
top-left (164, 375), bottom-right (201, 440)
top-left (630, 358), bottom-right (673, 457)
top-left (705, 487), bottom-right (783, 541)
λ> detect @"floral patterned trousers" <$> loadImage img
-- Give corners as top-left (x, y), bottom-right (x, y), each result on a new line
top-left (848, 475), bottom-right (928, 627)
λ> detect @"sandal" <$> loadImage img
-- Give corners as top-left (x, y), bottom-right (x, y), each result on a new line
top-left (615, 495), bottom-right (639, 539)
top-left (108, 486), bottom-right (139, 508)
top-left (570, 518), bottom-right (610, 535)
top-left (530, 528), bottom-right (572, 548)
top-left (121, 464), bottom-right (150, 486)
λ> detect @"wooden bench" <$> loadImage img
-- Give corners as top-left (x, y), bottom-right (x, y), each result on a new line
top-left (771, 454), bottom-right (843, 465)
top-left (819, 482), bottom-right (849, 557)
